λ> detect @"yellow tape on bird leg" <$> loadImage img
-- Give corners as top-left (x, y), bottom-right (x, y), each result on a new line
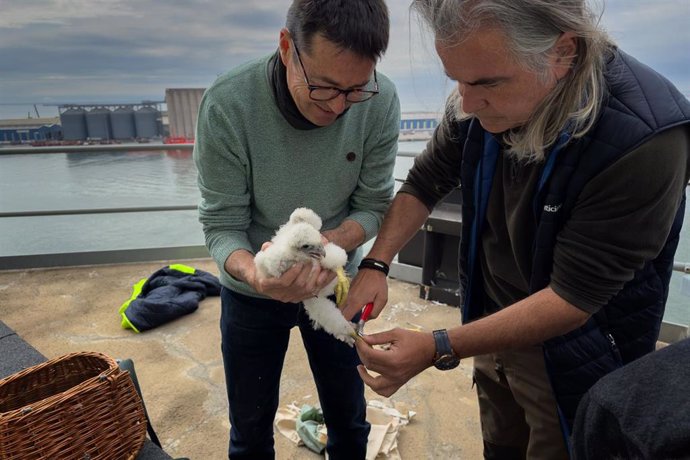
top-left (334, 266), bottom-right (350, 308)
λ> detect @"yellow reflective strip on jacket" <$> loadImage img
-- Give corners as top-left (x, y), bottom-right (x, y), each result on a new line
top-left (119, 277), bottom-right (146, 332)
top-left (120, 313), bottom-right (141, 333)
top-left (169, 264), bottom-right (196, 274)
top-left (334, 267), bottom-right (350, 308)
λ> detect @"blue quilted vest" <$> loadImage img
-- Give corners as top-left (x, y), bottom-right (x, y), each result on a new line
top-left (457, 49), bottom-right (690, 434)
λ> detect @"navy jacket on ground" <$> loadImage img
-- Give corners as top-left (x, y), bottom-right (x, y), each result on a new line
top-left (121, 265), bottom-right (221, 332)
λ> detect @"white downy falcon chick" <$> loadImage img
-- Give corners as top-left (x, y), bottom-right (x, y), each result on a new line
top-left (255, 208), bottom-right (357, 345)
top-left (254, 221), bottom-right (326, 278)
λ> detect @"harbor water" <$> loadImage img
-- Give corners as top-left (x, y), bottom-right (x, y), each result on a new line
top-left (0, 145), bottom-right (687, 326)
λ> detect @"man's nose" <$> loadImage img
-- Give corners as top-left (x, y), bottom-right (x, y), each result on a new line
top-left (458, 83), bottom-right (485, 115)
top-left (326, 93), bottom-right (348, 114)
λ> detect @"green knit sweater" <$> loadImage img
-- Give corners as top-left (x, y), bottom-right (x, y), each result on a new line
top-left (193, 53), bottom-right (400, 295)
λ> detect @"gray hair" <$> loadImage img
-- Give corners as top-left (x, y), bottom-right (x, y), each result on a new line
top-left (412, 0), bottom-right (613, 162)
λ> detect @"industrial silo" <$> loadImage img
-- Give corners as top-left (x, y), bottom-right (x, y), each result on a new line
top-left (134, 106), bottom-right (160, 138)
top-left (86, 107), bottom-right (112, 140)
top-left (111, 106), bottom-right (136, 140)
top-left (60, 108), bottom-right (87, 140)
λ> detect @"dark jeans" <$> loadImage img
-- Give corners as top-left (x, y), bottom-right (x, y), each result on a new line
top-left (220, 287), bottom-right (370, 460)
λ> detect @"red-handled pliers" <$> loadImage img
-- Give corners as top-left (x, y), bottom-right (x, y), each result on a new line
top-left (356, 302), bottom-right (374, 335)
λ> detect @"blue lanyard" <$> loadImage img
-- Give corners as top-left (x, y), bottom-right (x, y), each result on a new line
top-left (463, 132), bottom-right (500, 319)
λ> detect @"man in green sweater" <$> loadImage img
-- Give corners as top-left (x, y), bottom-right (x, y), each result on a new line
top-left (193, 1), bottom-right (400, 458)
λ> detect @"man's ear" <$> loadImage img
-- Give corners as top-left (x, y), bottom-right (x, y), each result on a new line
top-left (553, 31), bottom-right (578, 80)
top-left (278, 28), bottom-right (291, 65)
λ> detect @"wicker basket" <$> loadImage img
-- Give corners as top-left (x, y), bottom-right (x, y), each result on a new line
top-left (0, 351), bottom-right (147, 460)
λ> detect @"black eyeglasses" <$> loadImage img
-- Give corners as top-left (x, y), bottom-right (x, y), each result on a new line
top-left (292, 41), bottom-right (379, 103)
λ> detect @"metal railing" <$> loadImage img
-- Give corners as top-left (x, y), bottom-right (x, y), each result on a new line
top-left (0, 143), bottom-right (193, 155)
top-left (0, 204), bottom-right (206, 270)
top-left (0, 205), bottom-right (196, 219)
top-left (673, 261), bottom-right (690, 274)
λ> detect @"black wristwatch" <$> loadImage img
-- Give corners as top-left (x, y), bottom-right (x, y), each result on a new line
top-left (432, 329), bottom-right (460, 370)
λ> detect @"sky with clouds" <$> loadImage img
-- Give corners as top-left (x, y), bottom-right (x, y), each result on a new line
top-left (1, 0), bottom-right (688, 119)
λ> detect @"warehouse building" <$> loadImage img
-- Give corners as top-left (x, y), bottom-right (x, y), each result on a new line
top-left (399, 112), bottom-right (440, 141)
top-left (0, 118), bottom-right (62, 143)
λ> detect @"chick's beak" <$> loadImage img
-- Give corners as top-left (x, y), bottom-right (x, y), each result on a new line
top-left (309, 245), bottom-right (326, 260)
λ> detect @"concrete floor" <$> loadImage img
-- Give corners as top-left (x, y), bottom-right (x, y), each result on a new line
top-left (0, 258), bottom-right (482, 459)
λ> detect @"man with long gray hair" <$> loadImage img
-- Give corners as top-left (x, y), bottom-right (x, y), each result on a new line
top-left (343, 0), bottom-right (690, 458)
top-left (194, 0), bottom-right (399, 458)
